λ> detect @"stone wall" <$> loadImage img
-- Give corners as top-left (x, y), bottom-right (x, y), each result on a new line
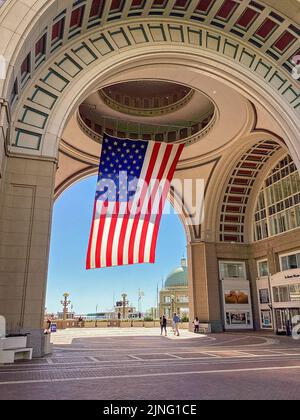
top-left (0, 155), bottom-right (56, 356)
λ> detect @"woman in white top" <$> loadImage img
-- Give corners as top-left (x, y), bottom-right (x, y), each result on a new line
top-left (193, 317), bottom-right (200, 333)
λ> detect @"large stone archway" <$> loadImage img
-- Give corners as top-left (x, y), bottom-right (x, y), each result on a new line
top-left (1, 0), bottom-right (300, 356)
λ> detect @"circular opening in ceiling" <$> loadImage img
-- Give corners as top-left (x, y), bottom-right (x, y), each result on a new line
top-left (100, 81), bottom-right (194, 117)
top-left (78, 80), bottom-right (216, 145)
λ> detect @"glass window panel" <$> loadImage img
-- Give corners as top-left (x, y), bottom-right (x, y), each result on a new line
top-left (219, 262), bottom-right (246, 279)
top-left (273, 287), bottom-right (280, 302)
top-left (290, 284), bottom-right (300, 302)
top-left (279, 286), bottom-right (290, 302)
top-left (288, 254), bottom-right (298, 269)
top-left (281, 256), bottom-right (288, 271)
top-left (258, 261), bottom-right (269, 277)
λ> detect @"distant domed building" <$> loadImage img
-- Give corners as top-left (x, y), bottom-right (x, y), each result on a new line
top-left (159, 258), bottom-right (189, 320)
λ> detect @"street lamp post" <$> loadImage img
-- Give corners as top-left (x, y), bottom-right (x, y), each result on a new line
top-left (121, 293), bottom-right (127, 320)
top-left (138, 289), bottom-right (144, 317)
top-left (169, 292), bottom-right (176, 322)
top-left (60, 293), bottom-right (71, 321)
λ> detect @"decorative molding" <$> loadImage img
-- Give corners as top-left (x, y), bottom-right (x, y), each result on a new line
top-left (4, 0), bottom-right (300, 115)
top-left (9, 17), bottom-right (300, 154)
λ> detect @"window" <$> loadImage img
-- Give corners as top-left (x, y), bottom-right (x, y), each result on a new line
top-left (290, 284), bottom-right (300, 302)
top-left (258, 260), bottom-right (269, 277)
top-left (164, 296), bottom-right (171, 304)
top-left (273, 284), bottom-right (300, 303)
top-left (253, 155), bottom-right (300, 241)
top-left (280, 252), bottom-right (300, 271)
top-left (177, 296), bottom-right (188, 303)
top-left (219, 262), bottom-right (246, 279)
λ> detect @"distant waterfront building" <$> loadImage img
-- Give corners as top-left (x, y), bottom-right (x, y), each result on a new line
top-left (159, 258), bottom-right (189, 319)
top-left (56, 311), bottom-right (75, 320)
top-left (114, 293), bottom-right (137, 319)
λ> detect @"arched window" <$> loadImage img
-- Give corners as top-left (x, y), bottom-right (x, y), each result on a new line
top-left (253, 155), bottom-right (300, 241)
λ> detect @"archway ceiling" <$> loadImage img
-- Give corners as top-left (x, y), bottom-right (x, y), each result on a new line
top-left (2, 0), bottom-right (300, 111)
top-left (81, 86), bottom-right (213, 126)
top-left (60, 63), bottom-right (252, 163)
top-left (0, 1), bottom-right (297, 159)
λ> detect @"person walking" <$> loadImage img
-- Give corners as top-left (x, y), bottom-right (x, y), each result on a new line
top-left (160, 315), bottom-right (167, 336)
top-left (173, 313), bottom-right (181, 336)
top-left (193, 317), bottom-right (200, 333)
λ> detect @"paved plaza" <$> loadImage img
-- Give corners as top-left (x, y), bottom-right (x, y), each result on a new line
top-left (0, 328), bottom-right (300, 400)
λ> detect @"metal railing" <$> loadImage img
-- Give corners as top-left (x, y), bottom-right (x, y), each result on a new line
top-left (99, 89), bottom-right (195, 117)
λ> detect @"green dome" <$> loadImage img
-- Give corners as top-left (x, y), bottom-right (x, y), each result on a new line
top-left (165, 265), bottom-right (188, 288)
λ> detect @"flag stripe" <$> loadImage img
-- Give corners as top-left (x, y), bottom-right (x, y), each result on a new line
top-left (95, 202), bottom-right (107, 268)
top-left (133, 143), bottom-right (171, 263)
top-left (149, 144), bottom-right (185, 263)
top-left (90, 200), bottom-right (106, 269)
top-left (127, 142), bottom-right (161, 265)
top-left (143, 149), bottom-right (181, 263)
top-left (111, 202), bottom-right (128, 267)
top-left (106, 202), bottom-right (120, 267)
top-left (100, 202), bottom-right (115, 267)
top-left (86, 200), bottom-right (97, 269)
top-left (118, 141), bottom-right (156, 266)
top-left (138, 144), bottom-right (174, 263)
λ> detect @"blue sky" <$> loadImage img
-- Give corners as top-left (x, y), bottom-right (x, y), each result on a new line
top-left (46, 176), bottom-right (187, 315)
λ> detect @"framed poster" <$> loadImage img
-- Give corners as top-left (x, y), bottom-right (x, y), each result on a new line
top-left (226, 311), bottom-right (251, 326)
top-left (261, 310), bottom-right (272, 329)
top-left (259, 288), bottom-right (270, 304)
top-left (225, 290), bottom-right (249, 305)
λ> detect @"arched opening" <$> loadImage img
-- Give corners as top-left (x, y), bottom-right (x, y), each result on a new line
top-left (46, 175), bottom-right (188, 328)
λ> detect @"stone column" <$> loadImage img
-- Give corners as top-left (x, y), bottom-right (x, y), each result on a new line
top-left (247, 258), bottom-right (261, 331)
top-left (267, 246), bottom-right (278, 275)
top-left (187, 241), bottom-right (223, 332)
top-left (0, 155), bottom-right (56, 356)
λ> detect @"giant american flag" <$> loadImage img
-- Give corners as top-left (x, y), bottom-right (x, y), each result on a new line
top-left (86, 134), bottom-right (184, 269)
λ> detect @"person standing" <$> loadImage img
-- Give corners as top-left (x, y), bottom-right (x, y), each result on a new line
top-left (160, 315), bottom-right (167, 336)
top-left (173, 313), bottom-right (181, 336)
top-left (193, 317), bottom-right (200, 333)
top-left (46, 317), bottom-right (52, 333)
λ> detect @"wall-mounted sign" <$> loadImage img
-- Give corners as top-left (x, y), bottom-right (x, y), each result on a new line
top-left (272, 269), bottom-right (300, 284)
